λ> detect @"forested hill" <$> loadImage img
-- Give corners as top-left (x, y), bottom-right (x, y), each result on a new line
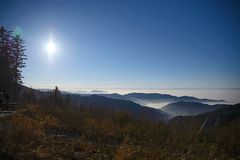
top-left (170, 103), bottom-right (240, 128)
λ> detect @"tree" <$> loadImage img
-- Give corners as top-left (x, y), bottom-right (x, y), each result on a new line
top-left (0, 26), bottom-right (27, 98)
top-left (53, 86), bottom-right (61, 99)
top-left (49, 86), bottom-right (63, 104)
top-left (0, 26), bottom-right (13, 92)
top-left (11, 34), bottom-right (27, 97)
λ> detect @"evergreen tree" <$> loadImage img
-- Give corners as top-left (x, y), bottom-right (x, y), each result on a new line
top-left (53, 86), bottom-right (61, 99)
top-left (0, 26), bottom-right (27, 98)
top-left (11, 34), bottom-right (27, 97)
top-left (0, 26), bottom-right (13, 92)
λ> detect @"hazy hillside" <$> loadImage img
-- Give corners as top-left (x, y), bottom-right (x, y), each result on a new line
top-left (20, 87), bottom-right (170, 121)
top-left (68, 94), bottom-right (170, 121)
top-left (99, 93), bottom-right (226, 109)
top-left (124, 93), bottom-right (225, 103)
top-left (99, 93), bottom-right (126, 100)
top-left (161, 101), bottom-right (225, 116)
top-left (170, 103), bottom-right (240, 128)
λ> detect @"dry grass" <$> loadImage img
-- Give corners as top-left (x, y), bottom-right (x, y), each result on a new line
top-left (0, 103), bottom-right (240, 159)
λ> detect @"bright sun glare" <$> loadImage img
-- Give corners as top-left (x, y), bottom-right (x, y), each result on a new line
top-left (46, 39), bottom-right (57, 55)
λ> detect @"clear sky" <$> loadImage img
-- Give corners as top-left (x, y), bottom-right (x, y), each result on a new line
top-left (0, 0), bottom-right (240, 91)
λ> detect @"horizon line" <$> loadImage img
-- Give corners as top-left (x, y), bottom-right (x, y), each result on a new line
top-left (25, 85), bottom-right (240, 91)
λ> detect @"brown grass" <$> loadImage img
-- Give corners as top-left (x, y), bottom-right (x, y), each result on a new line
top-left (0, 103), bottom-right (240, 159)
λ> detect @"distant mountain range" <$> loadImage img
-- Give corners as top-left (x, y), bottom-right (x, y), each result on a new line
top-left (161, 101), bottom-right (227, 117)
top-left (28, 89), bottom-right (226, 106)
top-left (20, 86), bottom-right (233, 121)
top-left (99, 93), bottom-right (226, 107)
top-left (68, 93), bottom-right (230, 119)
top-left (98, 93), bottom-right (232, 118)
top-left (170, 103), bottom-right (240, 128)
top-left (20, 86), bottom-right (170, 121)
top-left (125, 93), bottom-right (225, 103)
top-left (59, 93), bottom-right (234, 120)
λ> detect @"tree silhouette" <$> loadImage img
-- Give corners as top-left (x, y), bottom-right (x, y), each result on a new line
top-left (0, 26), bottom-right (27, 98)
top-left (12, 34), bottom-right (27, 97)
top-left (53, 86), bottom-right (61, 99)
top-left (0, 27), bottom-right (13, 92)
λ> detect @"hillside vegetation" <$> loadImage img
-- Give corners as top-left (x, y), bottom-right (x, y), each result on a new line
top-left (0, 98), bottom-right (240, 160)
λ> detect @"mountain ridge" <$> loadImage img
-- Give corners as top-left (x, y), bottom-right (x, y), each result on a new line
top-left (161, 101), bottom-right (232, 117)
top-left (169, 103), bottom-right (240, 128)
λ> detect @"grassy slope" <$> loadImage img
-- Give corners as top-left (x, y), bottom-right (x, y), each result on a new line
top-left (0, 102), bottom-right (240, 160)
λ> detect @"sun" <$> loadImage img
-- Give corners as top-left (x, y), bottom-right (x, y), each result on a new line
top-left (46, 38), bottom-right (57, 55)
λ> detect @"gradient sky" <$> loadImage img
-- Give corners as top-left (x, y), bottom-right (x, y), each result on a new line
top-left (0, 0), bottom-right (240, 90)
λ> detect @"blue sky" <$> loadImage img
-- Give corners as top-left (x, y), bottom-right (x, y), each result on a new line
top-left (0, 0), bottom-right (239, 90)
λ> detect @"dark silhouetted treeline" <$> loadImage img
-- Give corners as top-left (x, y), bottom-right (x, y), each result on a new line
top-left (0, 26), bottom-right (27, 99)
